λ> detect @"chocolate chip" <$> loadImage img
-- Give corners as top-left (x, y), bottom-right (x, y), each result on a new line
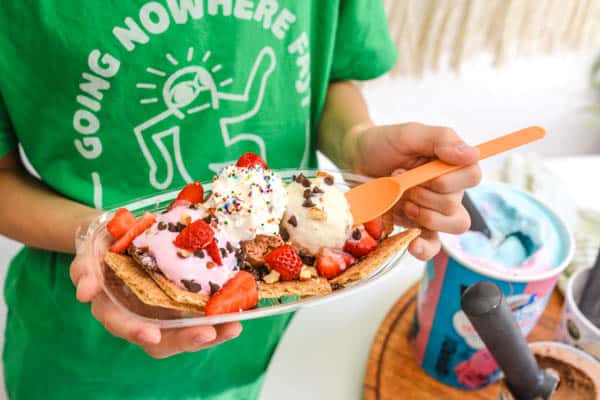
top-left (157, 221), bottom-right (167, 230)
top-left (287, 215), bottom-right (298, 227)
top-left (352, 228), bottom-right (362, 240)
top-left (220, 247), bottom-right (227, 258)
top-left (312, 186), bottom-right (324, 194)
top-left (209, 281), bottom-right (221, 295)
top-left (176, 222), bottom-right (186, 232)
top-left (302, 198), bottom-right (315, 208)
top-left (167, 222), bottom-right (178, 232)
top-left (226, 242), bottom-right (234, 253)
top-left (202, 215), bottom-right (213, 224)
top-left (257, 265), bottom-right (269, 280)
top-left (181, 279), bottom-right (202, 293)
top-left (324, 176), bottom-right (334, 185)
top-left (300, 255), bottom-right (316, 266)
top-left (291, 174), bottom-right (297, 182)
top-left (188, 204), bottom-right (197, 209)
top-left (303, 188), bottom-right (312, 199)
top-left (194, 249), bottom-right (205, 258)
top-left (301, 178), bottom-right (311, 188)
top-left (279, 226), bottom-right (290, 241)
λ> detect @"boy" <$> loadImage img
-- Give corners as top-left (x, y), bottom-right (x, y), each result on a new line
top-left (0, 1), bottom-right (480, 398)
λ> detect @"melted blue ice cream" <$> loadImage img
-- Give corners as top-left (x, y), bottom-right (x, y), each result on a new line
top-left (458, 192), bottom-right (542, 268)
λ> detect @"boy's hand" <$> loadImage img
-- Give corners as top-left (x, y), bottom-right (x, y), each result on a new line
top-left (70, 234), bottom-right (242, 358)
top-left (350, 123), bottom-right (482, 260)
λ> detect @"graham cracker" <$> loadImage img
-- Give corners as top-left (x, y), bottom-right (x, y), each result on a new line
top-left (330, 228), bottom-right (421, 286)
top-left (258, 277), bottom-right (332, 299)
top-left (103, 252), bottom-right (204, 314)
top-left (129, 249), bottom-right (209, 308)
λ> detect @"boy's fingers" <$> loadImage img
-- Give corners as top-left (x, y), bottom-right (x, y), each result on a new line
top-left (397, 124), bottom-right (479, 166)
top-left (145, 326), bottom-right (218, 358)
top-left (404, 201), bottom-right (470, 234)
top-left (409, 230), bottom-right (441, 261)
top-left (91, 293), bottom-right (161, 346)
top-left (422, 164), bottom-right (482, 194)
top-left (404, 187), bottom-right (463, 216)
top-left (75, 274), bottom-right (102, 302)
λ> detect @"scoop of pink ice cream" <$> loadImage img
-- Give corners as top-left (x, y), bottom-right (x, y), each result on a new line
top-left (133, 205), bottom-right (238, 295)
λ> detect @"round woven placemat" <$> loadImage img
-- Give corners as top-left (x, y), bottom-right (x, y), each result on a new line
top-left (364, 284), bottom-right (563, 400)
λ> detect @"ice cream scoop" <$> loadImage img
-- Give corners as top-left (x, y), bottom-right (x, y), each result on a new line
top-left (207, 164), bottom-right (287, 243)
top-left (281, 173), bottom-right (353, 255)
top-left (132, 205), bottom-right (238, 295)
top-left (461, 281), bottom-right (559, 400)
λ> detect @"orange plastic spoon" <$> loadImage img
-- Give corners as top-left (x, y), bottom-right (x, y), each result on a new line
top-left (346, 126), bottom-right (546, 225)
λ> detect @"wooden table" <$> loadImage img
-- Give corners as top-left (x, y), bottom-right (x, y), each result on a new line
top-left (364, 284), bottom-right (563, 399)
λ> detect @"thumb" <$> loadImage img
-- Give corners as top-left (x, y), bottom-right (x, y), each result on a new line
top-left (434, 141), bottom-right (479, 166)
top-left (76, 273), bottom-right (102, 302)
top-left (399, 124), bottom-right (479, 166)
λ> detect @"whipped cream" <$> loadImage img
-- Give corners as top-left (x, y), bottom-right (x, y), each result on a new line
top-left (281, 175), bottom-right (353, 254)
top-left (132, 205), bottom-right (238, 295)
top-left (207, 165), bottom-right (287, 243)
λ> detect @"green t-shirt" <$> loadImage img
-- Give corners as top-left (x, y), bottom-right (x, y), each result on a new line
top-left (0, 1), bottom-right (396, 399)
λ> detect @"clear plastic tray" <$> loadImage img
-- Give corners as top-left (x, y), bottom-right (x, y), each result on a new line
top-left (85, 170), bottom-right (412, 328)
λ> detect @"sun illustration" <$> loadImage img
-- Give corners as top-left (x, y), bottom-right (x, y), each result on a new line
top-left (136, 47), bottom-right (233, 119)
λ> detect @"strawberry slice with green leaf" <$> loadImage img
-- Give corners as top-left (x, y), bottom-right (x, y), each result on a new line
top-left (265, 244), bottom-right (303, 281)
top-left (106, 208), bottom-right (136, 239)
top-left (205, 271), bottom-right (259, 316)
top-left (109, 212), bottom-right (156, 253)
top-left (236, 152), bottom-right (268, 169)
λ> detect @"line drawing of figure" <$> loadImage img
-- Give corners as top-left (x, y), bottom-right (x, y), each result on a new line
top-left (134, 46), bottom-right (277, 190)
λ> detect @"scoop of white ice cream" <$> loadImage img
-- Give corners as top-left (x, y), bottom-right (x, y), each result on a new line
top-left (281, 174), bottom-right (353, 254)
top-left (207, 165), bottom-right (287, 243)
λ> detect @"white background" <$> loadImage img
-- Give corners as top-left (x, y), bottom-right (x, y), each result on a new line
top-left (1, 48), bottom-right (600, 398)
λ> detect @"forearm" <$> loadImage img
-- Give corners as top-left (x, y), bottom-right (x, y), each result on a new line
top-left (0, 151), bottom-right (100, 254)
top-left (317, 81), bottom-right (373, 171)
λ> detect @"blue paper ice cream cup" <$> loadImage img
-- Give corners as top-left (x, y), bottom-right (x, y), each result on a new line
top-left (410, 182), bottom-right (574, 390)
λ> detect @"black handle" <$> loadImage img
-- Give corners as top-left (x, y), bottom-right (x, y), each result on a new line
top-left (579, 248), bottom-right (600, 327)
top-left (461, 282), bottom-right (558, 400)
top-left (462, 192), bottom-right (491, 238)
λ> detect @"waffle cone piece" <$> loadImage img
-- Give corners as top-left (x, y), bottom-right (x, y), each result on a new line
top-left (103, 228), bottom-right (420, 314)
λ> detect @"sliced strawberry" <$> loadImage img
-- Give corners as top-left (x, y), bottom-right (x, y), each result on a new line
top-left (109, 212), bottom-right (156, 253)
top-left (167, 199), bottom-right (191, 211)
top-left (205, 271), bottom-right (259, 316)
top-left (206, 239), bottom-right (223, 266)
top-left (344, 226), bottom-right (378, 258)
top-left (264, 244), bottom-right (303, 280)
top-left (177, 182), bottom-right (204, 203)
top-left (316, 248), bottom-right (355, 279)
top-left (364, 216), bottom-right (384, 240)
top-left (236, 152), bottom-right (268, 169)
top-left (174, 220), bottom-right (214, 252)
top-left (106, 208), bottom-right (136, 239)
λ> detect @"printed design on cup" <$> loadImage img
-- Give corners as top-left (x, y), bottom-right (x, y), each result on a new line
top-left (412, 251), bottom-right (449, 364)
top-left (454, 349), bottom-right (499, 389)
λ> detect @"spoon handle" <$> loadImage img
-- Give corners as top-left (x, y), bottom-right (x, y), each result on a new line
top-left (393, 126), bottom-right (546, 190)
